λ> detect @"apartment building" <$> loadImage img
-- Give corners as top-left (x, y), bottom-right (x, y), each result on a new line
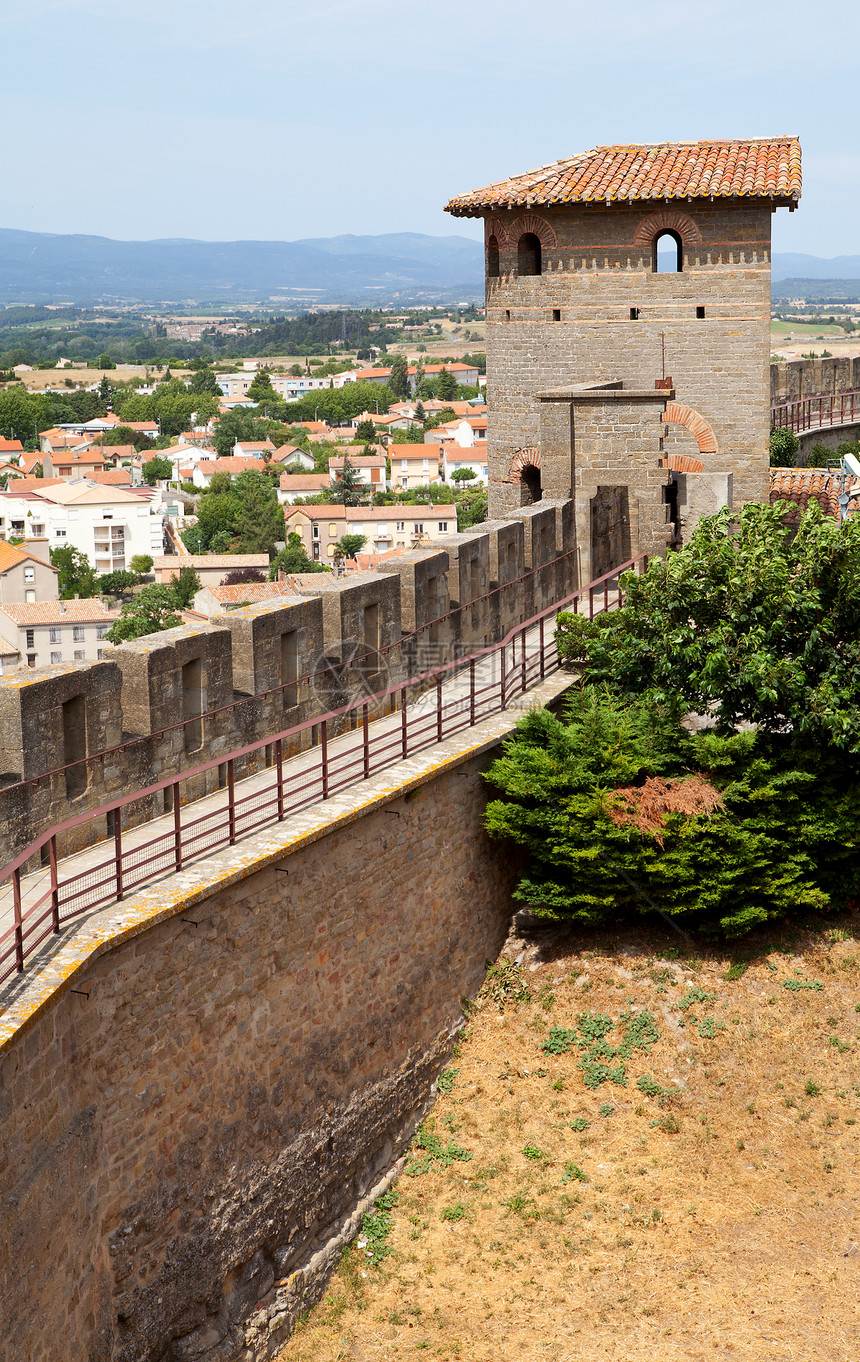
top-left (0, 480), bottom-right (166, 572)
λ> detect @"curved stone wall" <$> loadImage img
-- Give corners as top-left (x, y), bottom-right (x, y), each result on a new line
top-left (0, 709), bottom-right (526, 1362)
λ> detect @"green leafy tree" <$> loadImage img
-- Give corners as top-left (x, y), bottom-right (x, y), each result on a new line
top-left (232, 470), bottom-right (284, 554)
top-left (435, 368), bottom-right (458, 401)
top-left (451, 467), bottom-right (477, 483)
top-left (484, 688), bottom-right (860, 938)
top-left (270, 533), bottom-right (329, 576)
top-left (129, 554), bottom-right (153, 577)
top-left (188, 366), bottom-right (222, 395)
top-left (142, 454), bottom-right (174, 483)
top-left (213, 409), bottom-right (273, 458)
top-left (246, 368), bottom-right (276, 401)
top-left (97, 354), bottom-right (116, 370)
top-left (770, 426), bottom-right (800, 466)
top-left (169, 566), bottom-right (202, 608)
top-left (559, 501), bottom-right (860, 752)
top-left (96, 570), bottom-right (139, 595)
top-left (333, 533), bottom-right (367, 561)
top-left (355, 419), bottom-right (376, 442)
top-left (105, 584), bottom-right (183, 642)
top-left (330, 453), bottom-right (364, 506)
top-left (99, 424), bottom-right (152, 452)
top-left (387, 354), bottom-right (410, 399)
top-left (50, 545), bottom-right (96, 599)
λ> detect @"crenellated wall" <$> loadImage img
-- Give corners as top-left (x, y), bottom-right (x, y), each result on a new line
top-left (770, 355), bottom-right (860, 407)
top-left (0, 514), bottom-right (583, 869)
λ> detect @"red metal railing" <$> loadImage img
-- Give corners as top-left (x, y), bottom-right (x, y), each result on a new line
top-left (771, 390), bottom-right (860, 437)
top-left (6, 545), bottom-right (582, 798)
top-left (0, 554), bottom-right (647, 984)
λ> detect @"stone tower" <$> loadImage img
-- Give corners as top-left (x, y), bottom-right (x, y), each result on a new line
top-left (445, 138), bottom-right (801, 579)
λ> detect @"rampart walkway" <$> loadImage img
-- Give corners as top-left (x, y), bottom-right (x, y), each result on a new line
top-left (0, 557), bottom-right (644, 987)
top-left (771, 390), bottom-right (860, 438)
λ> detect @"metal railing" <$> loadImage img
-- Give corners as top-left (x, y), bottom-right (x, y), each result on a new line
top-left (5, 545), bottom-right (582, 799)
top-left (0, 554), bottom-right (647, 984)
top-left (771, 390), bottom-right (860, 437)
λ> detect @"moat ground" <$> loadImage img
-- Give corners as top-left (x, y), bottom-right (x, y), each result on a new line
top-left (278, 918), bottom-right (860, 1361)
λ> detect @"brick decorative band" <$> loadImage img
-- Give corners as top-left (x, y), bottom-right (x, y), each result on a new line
top-left (505, 213), bottom-right (558, 248)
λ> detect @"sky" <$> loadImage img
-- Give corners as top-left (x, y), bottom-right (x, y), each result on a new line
top-left (1, 0), bottom-right (858, 258)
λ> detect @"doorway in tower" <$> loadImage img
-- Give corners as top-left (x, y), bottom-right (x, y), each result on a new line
top-left (590, 486), bottom-right (631, 579)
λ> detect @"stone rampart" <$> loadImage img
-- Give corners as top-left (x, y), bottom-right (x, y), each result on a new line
top-left (771, 355), bottom-right (860, 407)
top-left (0, 685), bottom-right (558, 1362)
top-left (0, 509), bottom-right (582, 868)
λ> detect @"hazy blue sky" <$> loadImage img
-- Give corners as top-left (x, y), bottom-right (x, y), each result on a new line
top-left (2, 0), bottom-right (857, 256)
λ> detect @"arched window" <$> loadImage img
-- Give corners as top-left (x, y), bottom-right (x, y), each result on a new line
top-left (520, 464), bottom-right (542, 503)
top-left (517, 233), bottom-right (541, 277)
top-left (487, 234), bottom-right (500, 278)
top-left (653, 229), bottom-right (682, 273)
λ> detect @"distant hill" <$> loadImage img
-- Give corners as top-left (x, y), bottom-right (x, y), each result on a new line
top-left (772, 253), bottom-right (860, 281)
top-left (0, 229), bottom-right (484, 306)
top-left (0, 232), bottom-right (854, 307)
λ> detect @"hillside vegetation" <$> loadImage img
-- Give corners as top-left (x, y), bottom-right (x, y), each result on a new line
top-left (278, 920), bottom-right (860, 1361)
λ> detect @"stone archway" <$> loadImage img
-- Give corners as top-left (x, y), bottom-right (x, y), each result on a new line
top-left (508, 446), bottom-right (542, 502)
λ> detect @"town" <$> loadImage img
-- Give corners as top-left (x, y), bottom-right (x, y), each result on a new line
top-left (0, 341), bottom-right (490, 668)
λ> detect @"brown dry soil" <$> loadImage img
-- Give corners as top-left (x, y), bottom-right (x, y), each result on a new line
top-left (277, 919), bottom-right (860, 1362)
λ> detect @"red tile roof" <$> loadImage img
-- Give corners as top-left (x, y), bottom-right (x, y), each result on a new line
top-left (769, 467), bottom-right (858, 522)
top-left (0, 541), bottom-right (56, 573)
top-left (0, 599), bottom-right (114, 625)
top-left (445, 137), bottom-right (802, 216)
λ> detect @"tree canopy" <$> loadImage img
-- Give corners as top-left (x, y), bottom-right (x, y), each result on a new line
top-left (105, 584), bottom-right (183, 643)
top-left (557, 501), bottom-right (860, 752)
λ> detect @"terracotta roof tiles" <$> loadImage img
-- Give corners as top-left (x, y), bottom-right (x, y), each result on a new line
top-left (445, 138), bottom-right (801, 216)
top-left (769, 467), bottom-right (860, 522)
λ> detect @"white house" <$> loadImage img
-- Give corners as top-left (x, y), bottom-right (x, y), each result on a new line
top-left (0, 480), bottom-right (166, 572)
top-left (441, 441), bottom-right (489, 486)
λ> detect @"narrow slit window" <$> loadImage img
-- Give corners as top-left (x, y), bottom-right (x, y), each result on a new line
top-left (505, 309), bottom-right (511, 323)
top-left (630, 307), bottom-right (639, 320)
top-left (487, 234), bottom-right (500, 278)
top-left (696, 305), bottom-right (706, 319)
top-left (552, 308), bottom-right (561, 322)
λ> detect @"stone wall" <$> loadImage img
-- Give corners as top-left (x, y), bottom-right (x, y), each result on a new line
top-left (0, 511), bottom-right (583, 868)
top-left (0, 706), bottom-right (526, 1362)
top-left (771, 355), bottom-right (860, 406)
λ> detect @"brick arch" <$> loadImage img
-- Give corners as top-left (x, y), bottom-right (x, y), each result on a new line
top-left (663, 402), bottom-right (718, 456)
top-left (508, 446), bottom-right (541, 482)
top-left (632, 210), bottom-right (702, 248)
top-left (507, 213), bottom-right (558, 249)
top-left (485, 216), bottom-right (509, 246)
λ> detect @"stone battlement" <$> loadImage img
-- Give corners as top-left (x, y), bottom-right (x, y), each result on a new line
top-left (0, 504), bottom-right (580, 867)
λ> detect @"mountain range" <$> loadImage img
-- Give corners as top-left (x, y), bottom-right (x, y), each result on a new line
top-left (0, 229), bottom-right (857, 306)
top-left (0, 229), bottom-right (485, 306)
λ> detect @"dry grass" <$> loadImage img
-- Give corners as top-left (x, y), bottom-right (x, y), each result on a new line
top-left (277, 919), bottom-right (860, 1361)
